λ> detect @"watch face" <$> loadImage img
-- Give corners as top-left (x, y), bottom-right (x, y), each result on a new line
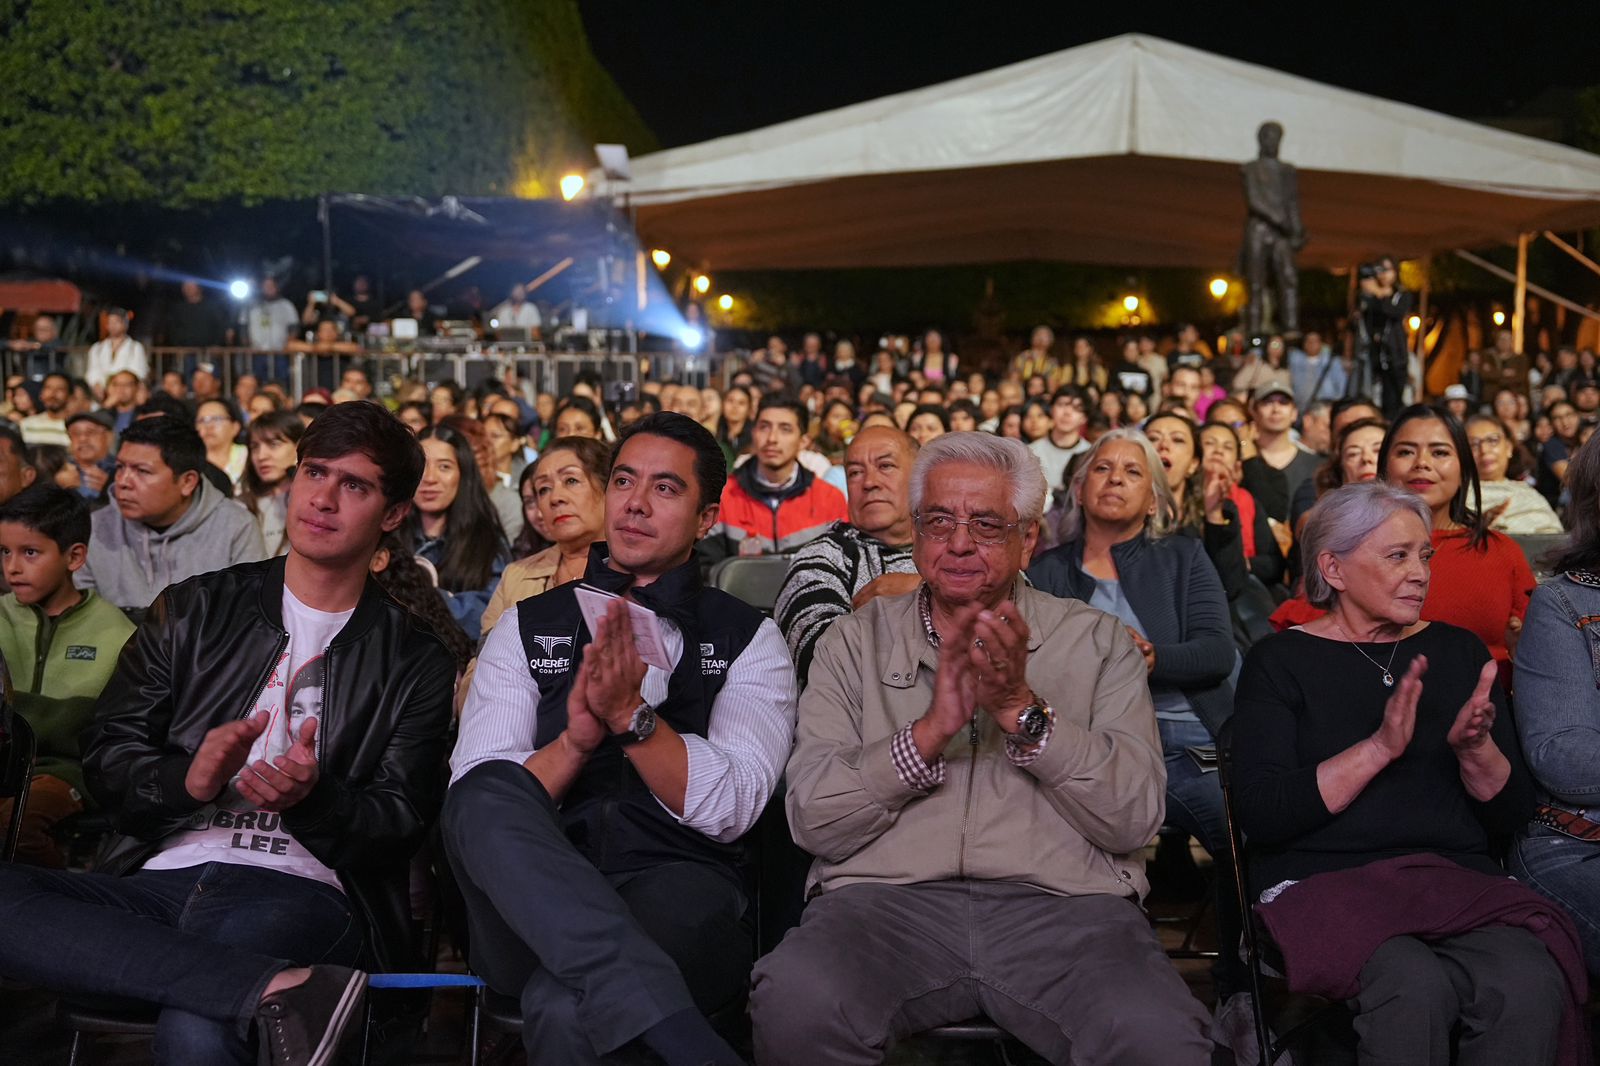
top-left (1018, 706), bottom-right (1048, 740)
top-left (631, 704), bottom-right (657, 740)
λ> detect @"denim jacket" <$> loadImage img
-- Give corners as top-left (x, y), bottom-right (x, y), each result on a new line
top-left (1513, 573), bottom-right (1600, 810)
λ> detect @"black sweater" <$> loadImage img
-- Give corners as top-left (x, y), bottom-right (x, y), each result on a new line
top-left (1231, 623), bottom-right (1533, 895)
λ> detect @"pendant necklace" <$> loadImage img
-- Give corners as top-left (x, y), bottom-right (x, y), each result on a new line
top-left (1332, 619), bottom-right (1401, 687)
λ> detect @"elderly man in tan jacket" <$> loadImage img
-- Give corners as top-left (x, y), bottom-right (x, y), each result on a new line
top-left (751, 433), bottom-right (1212, 1065)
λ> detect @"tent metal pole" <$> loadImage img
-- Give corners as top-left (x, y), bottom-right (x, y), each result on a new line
top-left (1542, 230), bottom-right (1600, 281)
top-left (1415, 256), bottom-right (1430, 357)
top-left (1513, 232), bottom-right (1529, 354)
top-left (1454, 248), bottom-right (1600, 323)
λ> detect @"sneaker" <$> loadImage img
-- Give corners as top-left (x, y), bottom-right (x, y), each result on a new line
top-left (255, 965), bottom-right (368, 1066)
top-left (1211, 991), bottom-right (1265, 1066)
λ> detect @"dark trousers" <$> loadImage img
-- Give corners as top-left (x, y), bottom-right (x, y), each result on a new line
top-left (442, 760), bottom-right (750, 1065)
top-left (1371, 349), bottom-right (1408, 419)
top-left (0, 860), bottom-right (362, 1064)
top-left (1350, 926), bottom-right (1565, 1066)
top-left (750, 881), bottom-right (1213, 1066)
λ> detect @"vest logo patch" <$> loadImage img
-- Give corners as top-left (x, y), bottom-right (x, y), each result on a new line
top-left (65, 645), bottom-right (97, 661)
top-left (700, 641), bottom-right (727, 675)
top-left (528, 634), bottom-right (573, 673)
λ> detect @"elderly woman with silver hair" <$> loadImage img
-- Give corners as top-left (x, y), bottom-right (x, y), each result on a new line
top-left (1512, 435), bottom-right (1600, 977)
top-left (1025, 427), bottom-right (1249, 1050)
top-left (1232, 480), bottom-right (1578, 1066)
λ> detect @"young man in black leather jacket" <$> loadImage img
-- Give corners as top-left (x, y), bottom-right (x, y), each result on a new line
top-left (0, 401), bottom-right (455, 1066)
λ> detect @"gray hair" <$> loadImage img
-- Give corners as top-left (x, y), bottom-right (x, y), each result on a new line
top-left (1301, 481), bottom-right (1433, 608)
top-left (1055, 427), bottom-right (1178, 544)
top-left (909, 432), bottom-right (1046, 524)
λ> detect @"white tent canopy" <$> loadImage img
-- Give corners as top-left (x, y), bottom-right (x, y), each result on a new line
top-left (600, 34), bottom-right (1600, 271)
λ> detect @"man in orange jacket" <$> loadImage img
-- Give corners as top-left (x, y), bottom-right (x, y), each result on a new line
top-left (699, 397), bottom-right (847, 568)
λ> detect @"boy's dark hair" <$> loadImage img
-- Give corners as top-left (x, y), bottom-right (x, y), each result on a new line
top-left (613, 412), bottom-right (727, 510)
top-left (755, 395), bottom-right (810, 430)
top-left (298, 400), bottom-right (425, 506)
top-left (0, 484), bottom-right (91, 552)
top-left (42, 372), bottom-right (71, 391)
top-left (120, 415), bottom-right (205, 477)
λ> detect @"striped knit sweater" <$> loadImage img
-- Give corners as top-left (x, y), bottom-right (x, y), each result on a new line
top-left (774, 521), bottom-right (917, 686)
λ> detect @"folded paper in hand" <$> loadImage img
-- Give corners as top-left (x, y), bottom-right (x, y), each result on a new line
top-left (573, 585), bottom-right (673, 670)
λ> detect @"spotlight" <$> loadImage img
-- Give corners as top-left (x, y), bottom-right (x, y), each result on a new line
top-left (1122, 295), bottom-right (1140, 313)
top-left (1492, 310), bottom-right (1506, 326)
top-left (228, 279), bottom-right (252, 301)
top-left (1407, 315), bottom-right (1422, 331)
top-left (559, 174), bottom-right (585, 201)
top-left (1209, 277), bottom-right (1229, 299)
top-left (717, 294), bottom-right (733, 312)
top-left (650, 249), bottom-right (672, 269)
top-left (680, 327), bottom-right (705, 349)
top-left (692, 274), bottom-right (711, 295)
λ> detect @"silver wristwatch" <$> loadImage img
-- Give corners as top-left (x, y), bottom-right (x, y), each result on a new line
top-left (618, 701), bottom-right (657, 745)
top-left (1014, 700), bottom-right (1054, 744)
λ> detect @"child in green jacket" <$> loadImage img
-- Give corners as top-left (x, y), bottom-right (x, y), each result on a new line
top-left (0, 485), bottom-right (134, 866)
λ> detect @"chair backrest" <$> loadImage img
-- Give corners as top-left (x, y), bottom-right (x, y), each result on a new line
top-left (1511, 533), bottom-right (1569, 579)
top-left (1, 710), bottom-right (37, 863)
top-left (708, 554), bottom-right (794, 615)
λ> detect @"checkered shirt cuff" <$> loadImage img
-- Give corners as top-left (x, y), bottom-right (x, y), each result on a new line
top-left (1004, 719), bottom-right (1052, 766)
top-left (890, 722), bottom-right (945, 791)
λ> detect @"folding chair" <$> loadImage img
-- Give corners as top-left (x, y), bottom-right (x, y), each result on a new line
top-left (1217, 719), bottom-right (1348, 1064)
top-left (708, 554), bottom-right (794, 615)
top-left (1, 708), bottom-right (35, 863)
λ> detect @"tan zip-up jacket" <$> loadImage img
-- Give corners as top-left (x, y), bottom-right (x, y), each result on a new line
top-left (787, 580), bottom-right (1164, 901)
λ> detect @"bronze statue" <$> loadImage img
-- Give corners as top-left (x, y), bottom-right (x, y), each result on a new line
top-left (1241, 121), bottom-right (1306, 339)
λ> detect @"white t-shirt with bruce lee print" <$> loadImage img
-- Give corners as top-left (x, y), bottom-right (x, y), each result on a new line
top-left (143, 588), bottom-right (353, 890)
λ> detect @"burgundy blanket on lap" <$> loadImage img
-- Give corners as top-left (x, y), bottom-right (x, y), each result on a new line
top-left (1256, 853), bottom-right (1591, 1066)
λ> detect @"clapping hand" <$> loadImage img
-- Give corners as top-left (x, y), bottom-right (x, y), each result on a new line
top-left (561, 653), bottom-right (608, 755)
top-left (236, 716), bottom-right (320, 812)
top-left (1201, 460), bottom-right (1232, 523)
top-left (1446, 660), bottom-right (1500, 756)
top-left (1125, 626), bottom-right (1156, 674)
top-left (1367, 655), bottom-right (1426, 764)
top-left (969, 601), bottom-right (1034, 732)
top-left (913, 606), bottom-right (978, 761)
top-left (185, 712), bottom-right (269, 803)
top-left (584, 600), bottom-right (647, 733)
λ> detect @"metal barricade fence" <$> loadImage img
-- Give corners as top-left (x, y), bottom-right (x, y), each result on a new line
top-left (3, 346), bottom-right (641, 405)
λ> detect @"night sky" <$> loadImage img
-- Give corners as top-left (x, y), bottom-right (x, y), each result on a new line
top-left (580, 1), bottom-right (1600, 149)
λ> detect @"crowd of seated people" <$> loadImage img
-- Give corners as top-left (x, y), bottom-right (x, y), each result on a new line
top-left (0, 306), bottom-right (1596, 1066)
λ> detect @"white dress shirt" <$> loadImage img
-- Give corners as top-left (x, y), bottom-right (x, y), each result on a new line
top-left (451, 603), bottom-right (798, 843)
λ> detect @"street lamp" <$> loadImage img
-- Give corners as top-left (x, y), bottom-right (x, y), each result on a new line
top-left (650, 249), bottom-right (672, 269)
top-left (1209, 277), bottom-right (1229, 299)
top-left (559, 174), bottom-right (585, 201)
top-left (717, 294), bottom-right (733, 312)
top-left (693, 274), bottom-right (711, 295)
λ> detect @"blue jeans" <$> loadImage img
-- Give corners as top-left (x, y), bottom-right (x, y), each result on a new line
top-left (1511, 824), bottom-right (1600, 977)
top-left (1159, 716), bottom-right (1246, 994)
top-left (0, 861), bottom-right (363, 1064)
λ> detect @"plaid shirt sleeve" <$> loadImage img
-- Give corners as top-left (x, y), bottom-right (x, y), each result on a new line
top-left (889, 722), bottom-right (945, 791)
top-left (1004, 720), bottom-right (1052, 766)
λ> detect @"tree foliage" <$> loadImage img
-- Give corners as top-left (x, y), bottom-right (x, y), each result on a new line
top-left (0, 0), bottom-right (654, 205)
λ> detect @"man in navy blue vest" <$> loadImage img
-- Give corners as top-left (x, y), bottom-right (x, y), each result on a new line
top-left (445, 412), bottom-right (798, 1066)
